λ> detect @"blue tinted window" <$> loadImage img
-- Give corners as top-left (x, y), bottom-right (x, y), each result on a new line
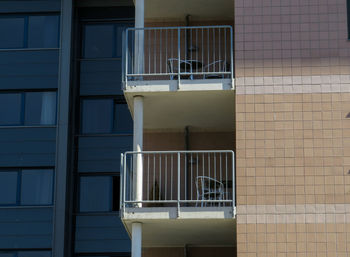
top-left (0, 93), bottom-right (22, 125)
top-left (0, 17), bottom-right (25, 48)
top-left (79, 176), bottom-right (113, 212)
top-left (28, 15), bottom-right (59, 48)
top-left (0, 92), bottom-right (56, 126)
top-left (113, 103), bottom-right (133, 133)
top-left (21, 169), bottom-right (53, 205)
top-left (84, 24), bottom-right (114, 58)
top-left (82, 99), bottom-right (113, 134)
top-left (17, 251), bottom-right (51, 257)
top-left (25, 92), bottom-right (57, 125)
top-left (0, 171), bottom-right (18, 205)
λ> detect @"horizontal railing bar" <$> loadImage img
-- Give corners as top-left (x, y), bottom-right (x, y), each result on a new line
top-left (125, 200), bottom-right (233, 203)
top-left (127, 72), bottom-right (231, 76)
top-left (124, 150), bottom-right (234, 154)
top-left (127, 25), bottom-right (232, 31)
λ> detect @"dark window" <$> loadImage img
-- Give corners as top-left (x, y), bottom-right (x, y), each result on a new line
top-left (0, 91), bottom-right (57, 126)
top-left (0, 169), bottom-right (54, 206)
top-left (81, 98), bottom-right (132, 134)
top-left (0, 17), bottom-right (25, 48)
top-left (21, 169), bottom-right (54, 205)
top-left (79, 175), bottom-right (120, 212)
top-left (83, 24), bottom-right (115, 58)
top-left (0, 254), bottom-right (15, 257)
top-left (0, 171), bottom-right (18, 205)
top-left (0, 93), bottom-right (22, 125)
top-left (0, 14), bottom-right (59, 49)
top-left (81, 99), bottom-right (114, 134)
top-left (28, 15), bottom-right (60, 48)
top-left (82, 23), bottom-right (131, 58)
top-left (79, 176), bottom-right (113, 212)
top-left (25, 92), bottom-right (57, 125)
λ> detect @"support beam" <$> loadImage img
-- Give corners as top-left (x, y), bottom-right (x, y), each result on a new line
top-left (133, 96), bottom-right (144, 206)
top-left (131, 222), bottom-right (142, 257)
top-left (52, 0), bottom-right (73, 256)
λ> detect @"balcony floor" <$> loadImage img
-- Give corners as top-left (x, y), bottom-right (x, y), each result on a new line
top-left (121, 206), bottom-right (236, 247)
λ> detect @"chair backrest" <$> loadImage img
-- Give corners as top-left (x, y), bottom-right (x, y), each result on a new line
top-left (196, 176), bottom-right (224, 196)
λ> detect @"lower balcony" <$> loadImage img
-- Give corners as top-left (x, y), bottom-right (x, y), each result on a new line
top-left (120, 150), bottom-right (236, 247)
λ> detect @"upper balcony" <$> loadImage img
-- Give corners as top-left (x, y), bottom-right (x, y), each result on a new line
top-left (122, 25), bottom-right (234, 92)
top-left (122, 26), bottom-right (235, 132)
top-left (120, 150), bottom-right (236, 247)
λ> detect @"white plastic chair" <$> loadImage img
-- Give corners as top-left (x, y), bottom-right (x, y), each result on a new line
top-left (195, 176), bottom-right (224, 207)
top-left (167, 58), bottom-right (193, 80)
top-left (202, 60), bottom-right (230, 79)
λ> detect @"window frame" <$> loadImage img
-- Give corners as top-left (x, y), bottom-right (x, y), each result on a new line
top-left (80, 96), bottom-right (132, 135)
top-left (0, 90), bottom-right (58, 127)
top-left (0, 13), bottom-right (60, 50)
top-left (0, 168), bottom-right (55, 207)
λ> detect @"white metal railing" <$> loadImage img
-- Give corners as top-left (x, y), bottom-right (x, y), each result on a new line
top-left (123, 26), bottom-right (234, 87)
top-left (120, 150), bottom-right (235, 213)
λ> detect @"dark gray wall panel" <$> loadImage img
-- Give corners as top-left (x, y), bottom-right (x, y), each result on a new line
top-left (0, 0), bottom-right (60, 13)
top-left (0, 127), bottom-right (56, 167)
top-left (0, 207), bottom-right (53, 248)
top-left (0, 50), bottom-right (59, 90)
top-left (75, 215), bottom-right (130, 253)
top-left (79, 60), bottom-right (123, 96)
top-left (78, 135), bottom-right (132, 173)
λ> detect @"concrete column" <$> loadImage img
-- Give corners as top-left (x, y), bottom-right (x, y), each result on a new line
top-left (131, 222), bottom-right (142, 257)
top-left (134, 0), bottom-right (144, 74)
top-left (133, 96), bottom-right (143, 206)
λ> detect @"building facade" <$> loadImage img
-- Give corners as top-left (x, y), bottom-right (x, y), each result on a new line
top-left (0, 0), bottom-right (349, 257)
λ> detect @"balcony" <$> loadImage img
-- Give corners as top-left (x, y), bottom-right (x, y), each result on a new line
top-left (120, 150), bottom-right (236, 247)
top-left (122, 26), bottom-right (235, 132)
top-left (123, 25), bottom-right (234, 90)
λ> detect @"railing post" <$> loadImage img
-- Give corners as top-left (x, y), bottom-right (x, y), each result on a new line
top-left (125, 30), bottom-right (129, 87)
top-left (123, 153), bottom-right (127, 216)
top-left (177, 27), bottom-right (181, 89)
top-left (177, 152), bottom-right (181, 217)
top-left (230, 26), bottom-right (234, 88)
top-left (232, 151), bottom-right (235, 216)
top-left (122, 30), bottom-right (126, 90)
top-left (120, 153), bottom-right (124, 216)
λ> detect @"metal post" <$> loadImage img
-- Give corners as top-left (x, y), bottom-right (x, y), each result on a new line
top-left (232, 151), bottom-right (236, 216)
top-left (132, 222), bottom-right (142, 257)
top-left (120, 153), bottom-right (124, 215)
top-left (177, 28), bottom-right (181, 89)
top-left (133, 96), bottom-right (144, 207)
top-left (230, 26), bottom-right (234, 88)
top-left (177, 152), bottom-right (181, 217)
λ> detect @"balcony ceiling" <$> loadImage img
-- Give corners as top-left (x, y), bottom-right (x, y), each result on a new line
top-left (145, 0), bottom-right (234, 21)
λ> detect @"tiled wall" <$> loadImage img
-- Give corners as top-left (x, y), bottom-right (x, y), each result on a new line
top-left (235, 0), bottom-right (350, 256)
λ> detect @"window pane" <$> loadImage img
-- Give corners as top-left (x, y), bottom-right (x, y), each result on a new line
top-left (79, 176), bottom-right (113, 212)
top-left (0, 93), bottom-right (22, 125)
top-left (28, 15), bottom-right (59, 48)
top-left (21, 169), bottom-right (53, 205)
top-left (17, 251), bottom-right (51, 257)
top-left (82, 99), bottom-right (113, 134)
top-left (25, 92), bottom-right (57, 125)
top-left (83, 24), bottom-right (114, 58)
top-left (0, 17), bottom-right (24, 48)
top-left (0, 172), bottom-right (18, 205)
top-left (113, 103), bottom-right (133, 134)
